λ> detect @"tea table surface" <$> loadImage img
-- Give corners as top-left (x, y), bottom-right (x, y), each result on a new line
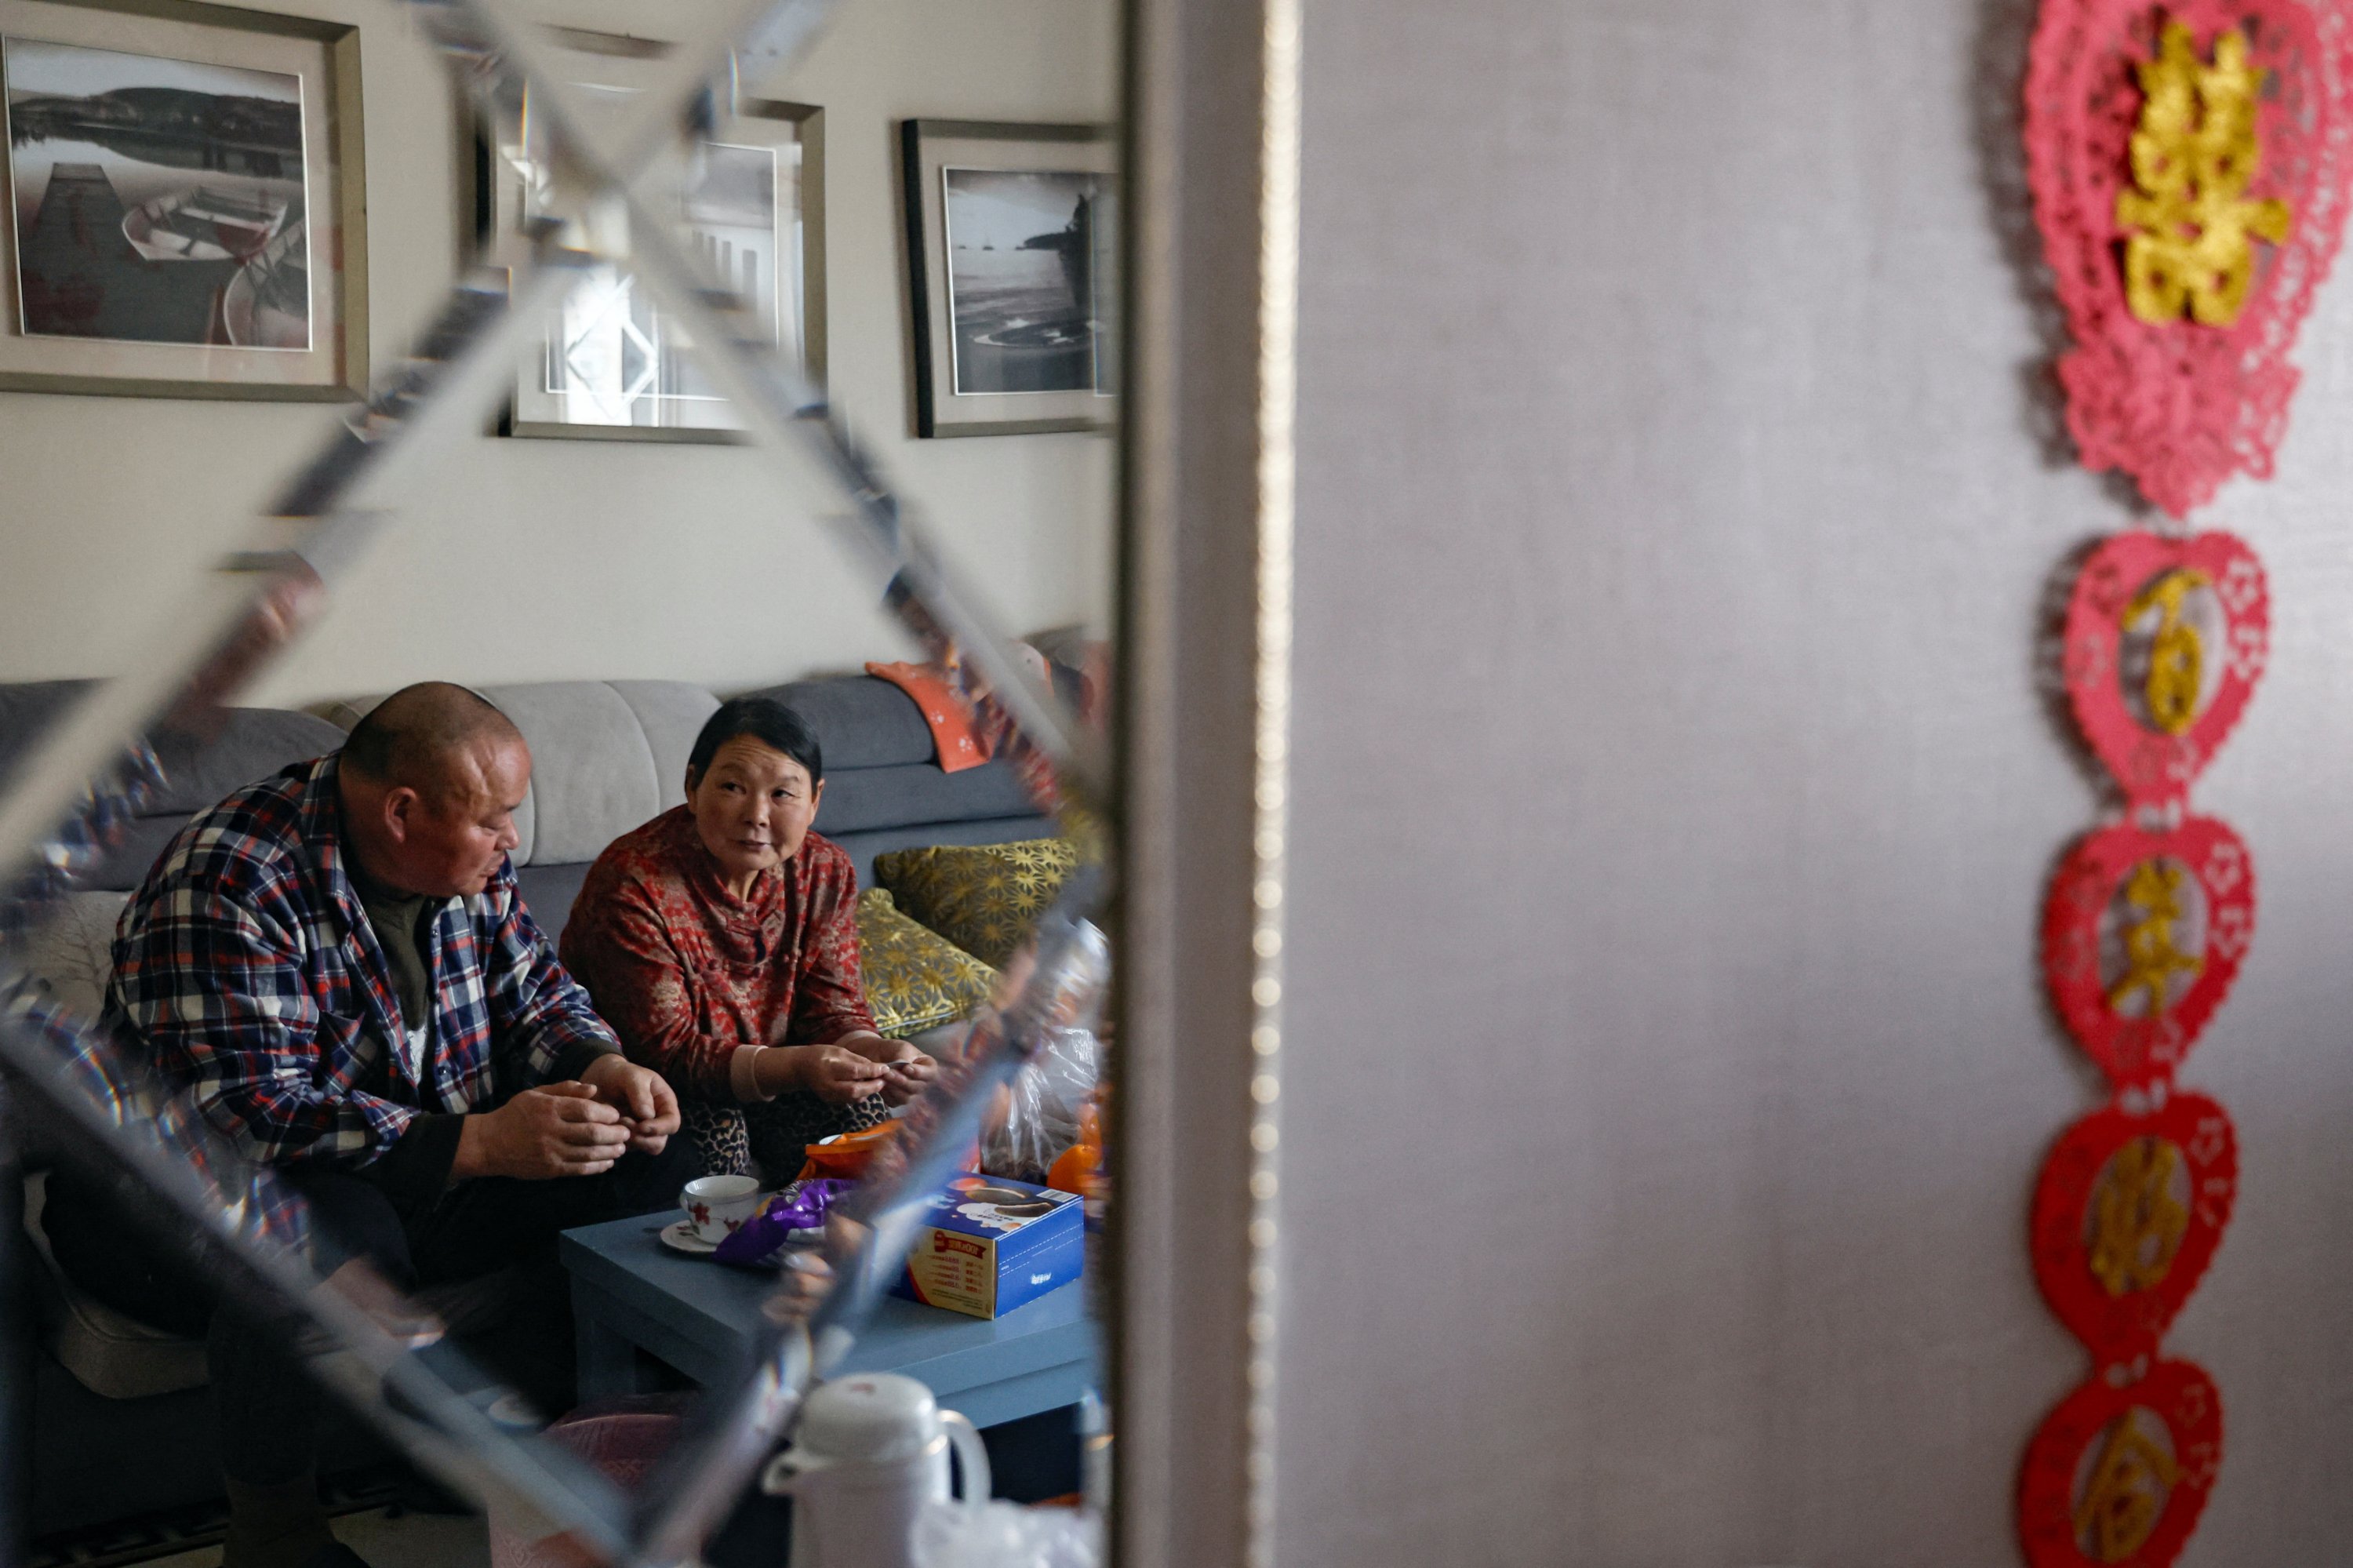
top-left (558, 1211), bottom-right (1096, 1429)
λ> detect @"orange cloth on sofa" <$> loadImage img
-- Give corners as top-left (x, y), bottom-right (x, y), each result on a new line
top-left (865, 661), bottom-right (989, 773)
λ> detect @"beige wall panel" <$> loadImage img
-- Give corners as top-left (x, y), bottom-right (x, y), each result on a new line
top-left (1275, 0), bottom-right (2353, 1562)
top-left (0, 0), bottom-right (1117, 704)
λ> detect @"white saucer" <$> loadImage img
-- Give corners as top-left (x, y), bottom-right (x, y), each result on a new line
top-left (659, 1219), bottom-right (720, 1255)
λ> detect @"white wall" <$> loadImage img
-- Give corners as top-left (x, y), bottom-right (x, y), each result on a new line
top-left (1278, 0), bottom-right (2353, 1563)
top-left (0, 0), bottom-right (1116, 706)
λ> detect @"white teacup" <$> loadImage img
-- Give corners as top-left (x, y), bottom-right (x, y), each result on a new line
top-left (682, 1174), bottom-right (761, 1243)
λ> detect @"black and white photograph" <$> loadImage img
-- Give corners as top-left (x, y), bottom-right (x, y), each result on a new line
top-left (941, 167), bottom-right (1105, 396)
top-left (900, 118), bottom-right (1116, 437)
top-left (4, 36), bottom-right (308, 348)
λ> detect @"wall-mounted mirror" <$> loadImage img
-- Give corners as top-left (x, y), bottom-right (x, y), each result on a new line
top-left (0, 0), bottom-right (1133, 1563)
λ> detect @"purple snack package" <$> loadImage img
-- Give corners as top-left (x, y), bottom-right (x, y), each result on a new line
top-left (712, 1180), bottom-right (854, 1268)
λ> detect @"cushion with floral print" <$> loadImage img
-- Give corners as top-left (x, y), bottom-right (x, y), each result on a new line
top-left (857, 886), bottom-right (1001, 1035)
top-left (871, 837), bottom-right (1081, 969)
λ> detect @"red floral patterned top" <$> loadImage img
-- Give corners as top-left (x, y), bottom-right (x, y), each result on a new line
top-left (559, 806), bottom-right (877, 1101)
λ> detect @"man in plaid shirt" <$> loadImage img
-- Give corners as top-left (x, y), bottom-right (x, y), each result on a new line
top-left (47, 683), bottom-right (689, 1568)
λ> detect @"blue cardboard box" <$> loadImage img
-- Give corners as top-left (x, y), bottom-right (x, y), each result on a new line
top-left (893, 1174), bottom-right (1085, 1319)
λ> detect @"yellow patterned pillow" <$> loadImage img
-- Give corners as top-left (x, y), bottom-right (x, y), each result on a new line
top-left (856, 888), bottom-right (1001, 1035)
top-left (871, 837), bottom-right (1082, 969)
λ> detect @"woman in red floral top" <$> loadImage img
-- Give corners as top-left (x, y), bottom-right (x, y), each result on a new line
top-left (562, 698), bottom-right (939, 1180)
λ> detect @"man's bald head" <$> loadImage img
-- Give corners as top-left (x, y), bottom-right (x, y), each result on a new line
top-left (337, 684), bottom-right (530, 897)
top-left (341, 682), bottom-right (524, 800)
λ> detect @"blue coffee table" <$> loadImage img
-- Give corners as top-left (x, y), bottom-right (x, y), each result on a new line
top-left (557, 1213), bottom-right (1097, 1429)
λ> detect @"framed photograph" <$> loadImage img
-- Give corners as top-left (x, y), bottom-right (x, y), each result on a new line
top-left (900, 118), bottom-right (1117, 438)
top-left (474, 28), bottom-right (823, 443)
top-left (0, 0), bottom-right (364, 400)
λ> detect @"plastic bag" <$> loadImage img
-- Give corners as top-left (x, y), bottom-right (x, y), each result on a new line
top-left (795, 1119), bottom-right (906, 1181)
top-left (912, 1500), bottom-right (1102, 1568)
top-left (979, 922), bottom-right (1110, 1186)
top-left (982, 1024), bottom-right (1100, 1185)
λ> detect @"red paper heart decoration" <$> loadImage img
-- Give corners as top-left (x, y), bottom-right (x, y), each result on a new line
top-left (2025, 0), bottom-right (2353, 515)
top-left (2019, 1359), bottom-right (2223, 1568)
top-left (2043, 816), bottom-right (2256, 1087)
top-left (2031, 1093), bottom-right (2238, 1361)
top-left (2063, 531), bottom-right (2269, 806)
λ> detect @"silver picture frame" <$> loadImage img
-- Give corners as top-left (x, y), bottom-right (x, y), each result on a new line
top-left (0, 0), bottom-right (366, 401)
top-left (472, 27), bottom-right (824, 443)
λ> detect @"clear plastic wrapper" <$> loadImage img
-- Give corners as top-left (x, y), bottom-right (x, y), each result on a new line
top-left (913, 1499), bottom-right (1103, 1568)
top-left (981, 1024), bottom-right (1100, 1185)
top-left (978, 922), bottom-right (1110, 1185)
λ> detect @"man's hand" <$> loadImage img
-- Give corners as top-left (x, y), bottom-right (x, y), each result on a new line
top-left (755, 1043), bottom-right (888, 1104)
top-left (451, 1082), bottom-right (631, 1181)
top-left (578, 1054), bottom-right (681, 1155)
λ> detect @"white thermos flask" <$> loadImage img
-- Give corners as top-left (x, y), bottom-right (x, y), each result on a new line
top-left (761, 1373), bottom-right (991, 1568)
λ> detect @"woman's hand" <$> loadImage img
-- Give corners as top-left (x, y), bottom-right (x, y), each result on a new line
top-left (831, 1031), bottom-right (938, 1107)
top-left (877, 1043), bottom-right (938, 1106)
top-left (755, 1043), bottom-right (888, 1104)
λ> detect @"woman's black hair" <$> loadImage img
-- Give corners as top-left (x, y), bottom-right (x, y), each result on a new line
top-left (687, 697), bottom-right (824, 784)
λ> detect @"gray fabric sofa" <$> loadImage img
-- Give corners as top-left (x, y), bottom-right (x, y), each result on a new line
top-left (0, 671), bottom-right (1053, 1540)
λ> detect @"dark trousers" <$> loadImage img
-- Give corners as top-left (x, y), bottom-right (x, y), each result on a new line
top-left (49, 1140), bottom-right (695, 1486)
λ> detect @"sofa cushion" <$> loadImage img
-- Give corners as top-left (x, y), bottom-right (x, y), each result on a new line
top-left (606, 681), bottom-right (721, 802)
top-left (7, 891), bottom-right (131, 1170)
top-left (84, 817), bottom-right (191, 895)
top-left (740, 676), bottom-right (939, 770)
top-left (141, 708), bottom-right (347, 818)
top-left (478, 682), bottom-right (719, 867)
top-left (15, 890), bottom-right (127, 1023)
top-left (0, 682), bottom-right (344, 892)
top-left (82, 707), bottom-right (349, 890)
top-left (872, 837), bottom-right (1082, 969)
top-left (813, 759), bottom-right (1039, 839)
top-left (517, 860), bottom-right (593, 948)
top-left (22, 1173), bottom-right (208, 1401)
top-left (856, 889), bottom-right (999, 1035)
top-left (827, 816), bottom-right (1059, 892)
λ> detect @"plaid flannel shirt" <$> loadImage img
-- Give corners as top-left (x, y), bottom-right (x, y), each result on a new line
top-left (102, 753), bottom-right (620, 1169)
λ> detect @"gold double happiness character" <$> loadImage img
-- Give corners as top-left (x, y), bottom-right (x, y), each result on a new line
top-left (2109, 858), bottom-right (2202, 1017)
top-left (2075, 1415), bottom-right (2180, 1562)
top-left (2116, 21), bottom-right (2293, 327)
top-left (2127, 567), bottom-right (2212, 735)
top-left (2086, 1136), bottom-right (2189, 1297)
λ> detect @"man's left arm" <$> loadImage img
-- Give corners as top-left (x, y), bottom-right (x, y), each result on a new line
top-left (479, 870), bottom-right (679, 1152)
